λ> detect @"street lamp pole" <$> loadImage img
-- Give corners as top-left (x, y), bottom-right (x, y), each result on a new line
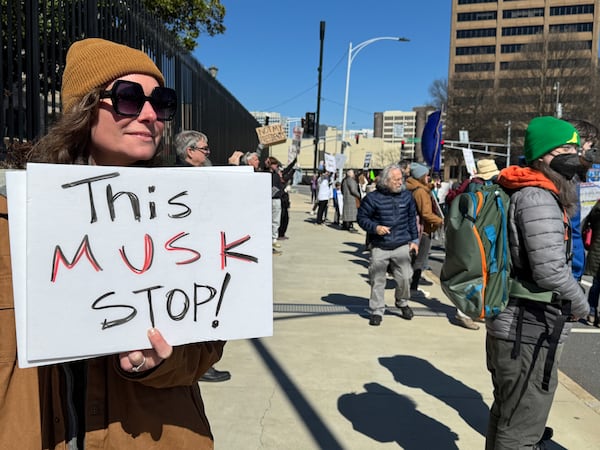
top-left (553, 81), bottom-right (561, 118)
top-left (339, 36), bottom-right (409, 180)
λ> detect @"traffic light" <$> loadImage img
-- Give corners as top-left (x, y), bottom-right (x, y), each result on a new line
top-left (401, 140), bottom-right (405, 150)
top-left (305, 112), bottom-right (315, 136)
top-left (264, 115), bottom-right (270, 126)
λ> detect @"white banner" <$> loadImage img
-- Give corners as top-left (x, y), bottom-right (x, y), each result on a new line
top-left (7, 164), bottom-right (273, 367)
top-left (324, 153), bottom-right (336, 173)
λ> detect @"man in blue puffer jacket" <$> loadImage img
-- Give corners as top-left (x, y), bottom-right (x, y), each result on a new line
top-left (357, 164), bottom-right (419, 326)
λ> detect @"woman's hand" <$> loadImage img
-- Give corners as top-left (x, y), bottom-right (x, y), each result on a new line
top-left (119, 328), bottom-right (173, 374)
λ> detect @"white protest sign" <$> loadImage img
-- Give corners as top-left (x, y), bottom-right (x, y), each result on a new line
top-left (461, 148), bottom-right (477, 176)
top-left (324, 153), bottom-right (336, 173)
top-left (8, 164), bottom-right (273, 367)
top-left (579, 182), bottom-right (600, 220)
top-left (335, 153), bottom-right (347, 171)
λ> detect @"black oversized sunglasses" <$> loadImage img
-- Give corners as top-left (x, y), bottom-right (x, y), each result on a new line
top-left (100, 80), bottom-right (177, 121)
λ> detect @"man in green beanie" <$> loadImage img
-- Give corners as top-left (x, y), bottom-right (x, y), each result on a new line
top-left (485, 116), bottom-right (589, 449)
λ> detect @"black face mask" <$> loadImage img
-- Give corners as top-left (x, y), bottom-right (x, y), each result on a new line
top-left (549, 153), bottom-right (589, 181)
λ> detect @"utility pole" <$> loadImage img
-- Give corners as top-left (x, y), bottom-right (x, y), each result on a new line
top-left (314, 21), bottom-right (325, 172)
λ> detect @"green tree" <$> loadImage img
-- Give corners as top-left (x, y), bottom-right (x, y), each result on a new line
top-left (143, 0), bottom-right (226, 51)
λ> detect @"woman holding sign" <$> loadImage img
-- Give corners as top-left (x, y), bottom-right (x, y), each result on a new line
top-left (0, 39), bottom-right (224, 449)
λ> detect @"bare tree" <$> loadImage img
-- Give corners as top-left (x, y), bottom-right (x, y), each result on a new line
top-left (447, 32), bottom-right (600, 160)
top-left (501, 33), bottom-right (598, 122)
top-left (428, 78), bottom-right (448, 109)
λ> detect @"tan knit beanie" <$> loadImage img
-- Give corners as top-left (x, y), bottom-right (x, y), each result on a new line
top-left (61, 38), bottom-right (165, 114)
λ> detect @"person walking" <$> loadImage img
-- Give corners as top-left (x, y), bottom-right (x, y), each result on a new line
top-left (485, 116), bottom-right (589, 449)
top-left (1, 38), bottom-right (224, 449)
top-left (406, 162), bottom-right (443, 290)
top-left (315, 171), bottom-right (331, 225)
top-left (357, 164), bottom-right (419, 326)
top-left (341, 169), bottom-right (361, 232)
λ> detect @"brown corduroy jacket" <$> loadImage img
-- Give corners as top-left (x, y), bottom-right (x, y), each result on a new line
top-left (0, 195), bottom-right (225, 449)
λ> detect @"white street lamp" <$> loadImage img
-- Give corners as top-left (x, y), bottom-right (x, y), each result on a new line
top-left (339, 36), bottom-right (409, 180)
top-left (553, 81), bottom-right (562, 118)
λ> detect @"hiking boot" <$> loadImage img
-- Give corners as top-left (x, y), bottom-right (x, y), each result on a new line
top-left (400, 306), bottom-right (414, 320)
top-left (455, 315), bottom-right (480, 330)
top-left (369, 314), bottom-right (382, 326)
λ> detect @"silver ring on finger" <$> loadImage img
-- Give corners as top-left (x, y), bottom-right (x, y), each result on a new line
top-left (132, 356), bottom-right (146, 373)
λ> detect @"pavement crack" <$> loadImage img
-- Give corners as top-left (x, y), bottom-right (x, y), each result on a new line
top-left (258, 386), bottom-right (276, 448)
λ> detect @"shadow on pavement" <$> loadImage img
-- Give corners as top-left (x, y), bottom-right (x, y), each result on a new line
top-left (379, 355), bottom-right (489, 437)
top-left (338, 382), bottom-right (459, 449)
top-left (251, 338), bottom-right (345, 450)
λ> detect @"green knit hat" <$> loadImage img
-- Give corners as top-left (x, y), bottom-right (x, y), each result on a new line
top-left (524, 116), bottom-right (580, 163)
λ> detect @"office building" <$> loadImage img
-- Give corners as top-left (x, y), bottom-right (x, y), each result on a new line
top-left (374, 110), bottom-right (417, 161)
top-left (449, 0), bottom-right (600, 139)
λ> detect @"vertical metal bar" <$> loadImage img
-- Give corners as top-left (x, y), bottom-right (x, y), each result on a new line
top-left (25, 0), bottom-right (41, 141)
top-left (0, 0), bottom-right (6, 151)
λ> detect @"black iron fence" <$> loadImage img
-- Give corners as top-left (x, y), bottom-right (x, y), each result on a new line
top-left (0, 0), bottom-right (260, 165)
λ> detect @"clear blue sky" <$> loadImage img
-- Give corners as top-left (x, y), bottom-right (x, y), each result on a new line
top-left (192, 1), bottom-right (451, 130)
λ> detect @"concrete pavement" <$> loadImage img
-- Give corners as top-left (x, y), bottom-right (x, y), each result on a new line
top-left (200, 189), bottom-right (600, 450)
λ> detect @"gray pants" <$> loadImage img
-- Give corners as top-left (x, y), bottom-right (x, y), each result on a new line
top-left (413, 232), bottom-right (432, 271)
top-left (368, 245), bottom-right (413, 316)
top-left (485, 334), bottom-right (561, 449)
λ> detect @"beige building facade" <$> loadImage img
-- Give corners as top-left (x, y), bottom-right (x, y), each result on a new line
top-left (449, 0), bottom-right (600, 121)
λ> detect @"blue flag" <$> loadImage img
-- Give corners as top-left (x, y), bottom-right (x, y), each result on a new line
top-left (421, 110), bottom-right (443, 172)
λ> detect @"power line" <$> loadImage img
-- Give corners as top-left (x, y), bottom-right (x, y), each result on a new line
top-left (263, 49), bottom-right (347, 111)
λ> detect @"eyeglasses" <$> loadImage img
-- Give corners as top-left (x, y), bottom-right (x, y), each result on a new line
top-left (191, 145), bottom-right (210, 155)
top-left (100, 80), bottom-right (177, 121)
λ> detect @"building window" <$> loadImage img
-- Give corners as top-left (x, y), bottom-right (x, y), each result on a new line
top-left (453, 79), bottom-right (495, 89)
top-left (455, 62), bottom-right (495, 72)
top-left (549, 40), bottom-right (592, 51)
top-left (457, 0), bottom-right (497, 4)
top-left (458, 11), bottom-right (497, 21)
top-left (502, 25), bottom-right (544, 36)
top-left (501, 43), bottom-right (523, 53)
top-left (457, 28), bottom-right (497, 38)
top-left (549, 22), bottom-right (593, 33)
top-left (500, 60), bottom-right (541, 70)
top-left (548, 58), bottom-right (591, 68)
top-left (550, 5), bottom-right (594, 16)
top-left (502, 8), bottom-right (544, 19)
top-left (456, 45), bottom-right (496, 55)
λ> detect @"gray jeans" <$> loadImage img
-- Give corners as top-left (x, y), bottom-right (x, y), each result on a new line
top-left (368, 245), bottom-right (413, 316)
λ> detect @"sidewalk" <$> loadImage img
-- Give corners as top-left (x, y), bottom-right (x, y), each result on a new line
top-left (201, 189), bottom-right (599, 450)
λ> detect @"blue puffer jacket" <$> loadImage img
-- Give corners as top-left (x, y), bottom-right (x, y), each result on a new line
top-left (357, 186), bottom-right (418, 250)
